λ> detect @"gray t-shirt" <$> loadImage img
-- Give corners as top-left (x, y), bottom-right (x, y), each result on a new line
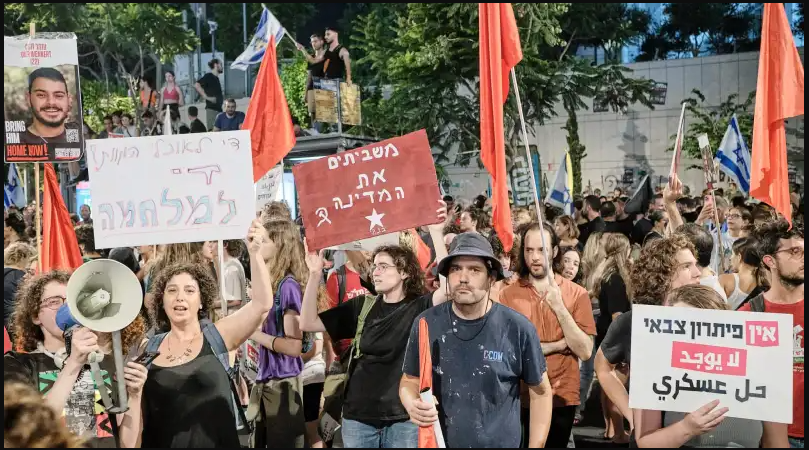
top-left (403, 302), bottom-right (547, 448)
top-left (222, 258), bottom-right (247, 315)
top-left (663, 412), bottom-right (763, 448)
top-left (600, 309), bottom-right (633, 365)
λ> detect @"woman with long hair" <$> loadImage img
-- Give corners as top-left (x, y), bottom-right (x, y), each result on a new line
top-left (4, 270), bottom-right (147, 447)
top-left (554, 246), bottom-right (582, 284)
top-left (634, 285), bottom-right (788, 448)
top-left (247, 219), bottom-right (309, 447)
top-left (139, 76), bottom-right (157, 112)
top-left (589, 233), bottom-right (633, 444)
top-left (580, 231), bottom-right (605, 283)
top-left (554, 215), bottom-right (582, 250)
top-left (158, 71), bottom-right (184, 114)
top-left (127, 220), bottom-right (274, 448)
top-left (720, 238), bottom-right (766, 310)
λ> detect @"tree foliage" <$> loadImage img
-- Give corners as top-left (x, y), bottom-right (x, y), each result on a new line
top-left (279, 56), bottom-right (310, 127)
top-left (669, 89), bottom-right (755, 165)
top-left (796, 3), bottom-right (804, 38)
top-left (351, 2), bottom-right (656, 185)
top-left (558, 4), bottom-right (651, 63)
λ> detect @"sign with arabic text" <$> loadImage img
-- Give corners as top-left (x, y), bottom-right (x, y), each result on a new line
top-left (293, 130), bottom-right (440, 250)
top-left (629, 305), bottom-right (793, 424)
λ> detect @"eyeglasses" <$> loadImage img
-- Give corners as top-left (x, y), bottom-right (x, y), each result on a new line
top-left (371, 263), bottom-right (395, 273)
top-left (775, 247), bottom-right (804, 260)
top-left (726, 214), bottom-right (742, 220)
top-left (40, 295), bottom-right (66, 310)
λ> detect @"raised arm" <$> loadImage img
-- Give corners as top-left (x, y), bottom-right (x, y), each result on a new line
top-left (216, 220), bottom-right (274, 351)
top-left (429, 200), bottom-right (450, 306)
top-left (300, 249), bottom-right (328, 333)
top-left (664, 173), bottom-right (685, 234)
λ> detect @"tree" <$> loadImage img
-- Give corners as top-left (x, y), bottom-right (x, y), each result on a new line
top-left (352, 3), bottom-right (656, 190)
top-left (558, 4), bottom-right (651, 63)
top-left (279, 56), bottom-right (310, 127)
top-left (796, 3), bottom-right (804, 38)
top-left (669, 89), bottom-right (755, 166)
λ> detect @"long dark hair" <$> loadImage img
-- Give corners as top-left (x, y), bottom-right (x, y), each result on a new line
top-left (372, 245), bottom-right (426, 299)
top-left (515, 222), bottom-right (559, 279)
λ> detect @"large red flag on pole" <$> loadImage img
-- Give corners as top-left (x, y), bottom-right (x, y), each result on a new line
top-left (42, 164), bottom-right (83, 272)
top-left (243, 34), bottom-right (296, 182)
top-left (750, 3), bottom-right (804, 225)
top-left (417, 318), bottom-right (445, 448)
top-left (479, 3), bottom-right (522, 252)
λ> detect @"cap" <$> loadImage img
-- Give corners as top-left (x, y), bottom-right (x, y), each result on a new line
top-left (436, 232), bottom-right (505, 281)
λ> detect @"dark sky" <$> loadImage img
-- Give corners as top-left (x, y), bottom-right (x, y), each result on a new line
top-left (298, 3), bottom-right (348, 40)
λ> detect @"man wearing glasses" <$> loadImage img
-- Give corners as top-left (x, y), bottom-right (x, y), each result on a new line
top-left (739, 218), bottom-right (804, 449)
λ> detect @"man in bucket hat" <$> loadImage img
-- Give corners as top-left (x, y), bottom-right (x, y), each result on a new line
top-left (400, 232), bottom-right (553, 448)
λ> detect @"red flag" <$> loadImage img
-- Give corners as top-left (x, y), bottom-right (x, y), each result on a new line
top-left (751, 3), bottom-right (804, 225)
top-left (479, 3), bottom-right (522, 252)
top-left (410, 228), bottom-right (432, 271)
top-left (418, 318), bottom-right (439, 448)
top-left (42, 164), bottom-right (83, 272)
top-left (243, 35), bottom-right (296, 182)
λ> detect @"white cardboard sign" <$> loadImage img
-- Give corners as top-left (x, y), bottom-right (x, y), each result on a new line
top-left (629, 305), bottom-right (793, 424)
top-left (87, 130), bottom-right (255, 248)
top-left (255, 164), bottom-right (283, 213)
top-left (327, 232), bottom-right (400, 251)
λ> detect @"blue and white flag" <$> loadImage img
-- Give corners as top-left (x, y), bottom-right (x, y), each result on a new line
top-left (544, 152), bottom-right (574, 215)
top-left (4, 163), bottom-right (25, 209)
top-left (231, 7), bottom-right (286, 71)
top-left (715, 114), bottom-right (751, 195)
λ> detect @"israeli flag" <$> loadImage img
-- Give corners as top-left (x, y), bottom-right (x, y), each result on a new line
top-left (231, 7), bottom-right (286, 71)
top-left (544, 152), bottom-right (574, 215)
top-left (715, 114), bottom-right (751, 195)
top-left (4, 163), bottom-right (25, 209)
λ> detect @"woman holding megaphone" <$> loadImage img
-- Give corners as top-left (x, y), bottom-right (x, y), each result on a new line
top-left (4, 270), bottom-right (148, 448)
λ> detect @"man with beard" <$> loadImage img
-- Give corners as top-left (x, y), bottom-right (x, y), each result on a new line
top-left (21, 68), bottom-right (73, 144)
top-left (500, 222), bottom-right (596, 448)
top-left (740, 219), bottom-right (804, 448)
top-left (401, 233), bottom-right (553, 448)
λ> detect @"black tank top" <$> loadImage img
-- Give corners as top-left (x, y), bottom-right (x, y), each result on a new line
top-left (141, 337), bottom-right (239, 448)
top-left (323, 44), bottom-right (346, 80)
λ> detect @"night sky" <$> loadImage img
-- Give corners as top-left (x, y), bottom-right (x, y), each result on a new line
top-left (297, 3), bottom-right (348, 40)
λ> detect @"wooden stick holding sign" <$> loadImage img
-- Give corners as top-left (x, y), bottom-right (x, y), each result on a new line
top-left (28, 23), bottom-right (42, 272)
top-left (698, 134), bottom-right (727, 274)
top-left (670, 102), bottom-right (688, 175)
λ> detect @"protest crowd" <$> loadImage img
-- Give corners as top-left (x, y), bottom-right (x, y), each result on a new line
top-left (2, 3), bottom-right (805, 450)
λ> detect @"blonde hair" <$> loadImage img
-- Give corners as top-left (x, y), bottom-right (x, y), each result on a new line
top-left (4, 382), bottom-right (85, 448)
top-left (588, 233), bottom-right (633, 300)
top-left (4, 242), bottom-right (37, 268)
top-left (580, 231), bottom-right (605, 283)
top-left (263, 220), bottom-right (308, 291)
top-left (664, 284), bottom-right (728, 310)
top-left (555, 215), bottom-right (580, 240)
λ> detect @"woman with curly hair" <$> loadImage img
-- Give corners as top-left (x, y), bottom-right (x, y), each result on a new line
top-left (594, 236), bottom-right (701, 436)
top-left (127, 220), bottom-right (274, 448)
top-left (300, 236), bottom-right (449, 448)
top-left (4, 381), bottom-right (86, 448)
top-left (4, 270), bottom-right (147, 447)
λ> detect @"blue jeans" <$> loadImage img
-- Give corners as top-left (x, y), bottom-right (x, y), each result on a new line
top-left (341, 419), bottom-right (418, 448)
top-left (790, 437), bottom-right (804, 448)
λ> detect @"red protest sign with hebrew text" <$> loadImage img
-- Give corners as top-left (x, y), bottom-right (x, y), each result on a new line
top-left (293, 130), bottom-right (440, 250)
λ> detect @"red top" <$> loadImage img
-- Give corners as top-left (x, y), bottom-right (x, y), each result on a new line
top-left (162, 85), bottom-right (181, 102)
top-left (740, 297), bottom-right (804, 438)
top-left (4, 327), bottom-right (12, 354)
top-left (325, 268), bottom-right (370, 360)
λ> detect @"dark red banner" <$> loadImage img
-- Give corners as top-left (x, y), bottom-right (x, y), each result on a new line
top-left (293, 130), bottom-right (440, 250)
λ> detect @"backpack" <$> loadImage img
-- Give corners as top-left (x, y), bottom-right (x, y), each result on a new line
top-left (746, 293), bottom-right (767, 313)
top-left (337, 265), bottom-right (347, 306)
top-left (274, 276), bottom-right (315, 353)
top-left (145, 319), bottom-right (250, 431)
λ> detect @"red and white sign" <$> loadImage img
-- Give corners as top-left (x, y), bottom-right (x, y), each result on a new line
top-left (293, 130), bottom-right (440, 250)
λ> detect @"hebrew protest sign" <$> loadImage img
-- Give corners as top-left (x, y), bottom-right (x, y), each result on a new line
top-left (629, 305), bottom-right (794, 424)
top-left (255, 164), bottom-right (284, 213)
top-left (4, 33), bottom-right (84, 163)
top-left (87, 130), bottom-right (255, 248)
top-left (294, 130), bottom-right (440, 250)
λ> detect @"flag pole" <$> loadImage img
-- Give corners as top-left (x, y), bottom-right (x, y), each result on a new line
top-left (698, 134), bottom-right (727, 274)
top-left (35, 165), bottom-right (42, 272)
top-left (510, 68), bottom-right (550, 269)
top-left (218, 240), bottom-right (227, 320)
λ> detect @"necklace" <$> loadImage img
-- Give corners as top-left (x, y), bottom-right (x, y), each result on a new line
top-left (166, 330), bottom-right (202, 364)
top-left (448, 296), bottom-right (493, 342)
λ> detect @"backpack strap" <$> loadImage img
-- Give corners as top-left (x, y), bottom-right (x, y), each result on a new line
top-left (337, 265), bottom-right (347, 306)
top-left (351, 294), bottom-right (378, 360)
top-left (200, 318), bottom-right (230, 371)
top-left (274, 276), bottom-right (296, 338)
top-left (748, 293), bottom-right (766, 313)
top-left (144, 332), bottom-right (168, 369)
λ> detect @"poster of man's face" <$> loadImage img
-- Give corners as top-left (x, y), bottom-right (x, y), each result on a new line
top-left (3, 33), bottom-right (83, 163)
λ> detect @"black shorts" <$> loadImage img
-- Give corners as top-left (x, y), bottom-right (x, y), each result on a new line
top-left (303, 382), bottom-right (324, 422)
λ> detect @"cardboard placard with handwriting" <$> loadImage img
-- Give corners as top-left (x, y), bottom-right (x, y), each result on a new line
top-left (86, 131), bottom-right (255, 248)
top-left (293, 130), bottom-right (440, 250)
top-left (629, 305), bottom-right (794, 424)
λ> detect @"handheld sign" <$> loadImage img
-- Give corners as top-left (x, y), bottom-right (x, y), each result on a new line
top-left (4, 33), bottom-right (84, 163)
top-left (87, 131), bottom-right (255, 248)
top-left (629, 305), bottom-right (793, 424)
top-left (293, 130), bottom-right (441, 250)
top-left (255, 164), bottom-right (284, 213)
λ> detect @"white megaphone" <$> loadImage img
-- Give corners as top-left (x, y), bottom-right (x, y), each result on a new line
top-left (66, 259), bottom-right (143, 414)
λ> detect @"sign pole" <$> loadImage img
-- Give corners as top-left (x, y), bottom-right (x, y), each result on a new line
top-left (698, 134), bottom-right (727, 274)
top-left (218, 240), bottom-right (227, 319)
top-left (35, 165), bottom-right (42, 272)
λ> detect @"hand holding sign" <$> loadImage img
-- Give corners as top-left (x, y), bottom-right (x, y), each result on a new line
top-left (247, 219), bottom-right (267, 256)
top-left (665, 173), bottom-right (684, 205)
top-left (426, 200), bottom-right (449, 234)
top-left (304, 247), bottom-right (327, 275)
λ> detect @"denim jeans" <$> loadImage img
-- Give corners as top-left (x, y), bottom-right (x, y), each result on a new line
top-left (341, 419), bottom-right (418, 448)
top-left (789, 437), bottom-right (804, 448)
top-left (577, 350), bottom-right (596, 416)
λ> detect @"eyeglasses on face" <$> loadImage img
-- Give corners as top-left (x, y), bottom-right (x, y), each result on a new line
top-left (40, 295), bottom-right (66, 310)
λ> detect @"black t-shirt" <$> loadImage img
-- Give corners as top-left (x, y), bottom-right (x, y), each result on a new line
top-left (596, 274), bottom-right (632, 344)
top-left (581, 216), bottom-right (607, 245)
top-left (306, 59), bottom-right (326, 90)
top-left (599, 309), bottom-right (633, 366)
top-left (632, 218), bottom-right (654, 245)
top-left (682, 211), bottom-right (700, 223)
top-left (4, 351), bottom-right (118, 447)
top-left (319, 292), bottom-right (433, 423)
top-left (197, 72), bottom-right (223, 112)
top-left (189, 118), bottom-right (207, 133)
top-left (402, 302), bottom-right (546, 448)
top-left (322, 45), bottom-right (347, 80)
top-left (606, 217), bottom-right (634, 240)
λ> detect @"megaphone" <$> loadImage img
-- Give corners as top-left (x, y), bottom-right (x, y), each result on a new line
top-left (66, 259), bottom-right (144, 414)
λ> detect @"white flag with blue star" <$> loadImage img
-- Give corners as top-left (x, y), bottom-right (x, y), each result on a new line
top-left (4, 163), bottom-right (25, 209)
top-left (231, 7), bottom-right (286, 71)
top-left (715, 114), bottom-right (751, 195)
top-left (544, 152), bottom-right (574, 215)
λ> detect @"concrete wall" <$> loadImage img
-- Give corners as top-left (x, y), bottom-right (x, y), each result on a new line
top-left (443, 48), bottom-right (805, 202)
